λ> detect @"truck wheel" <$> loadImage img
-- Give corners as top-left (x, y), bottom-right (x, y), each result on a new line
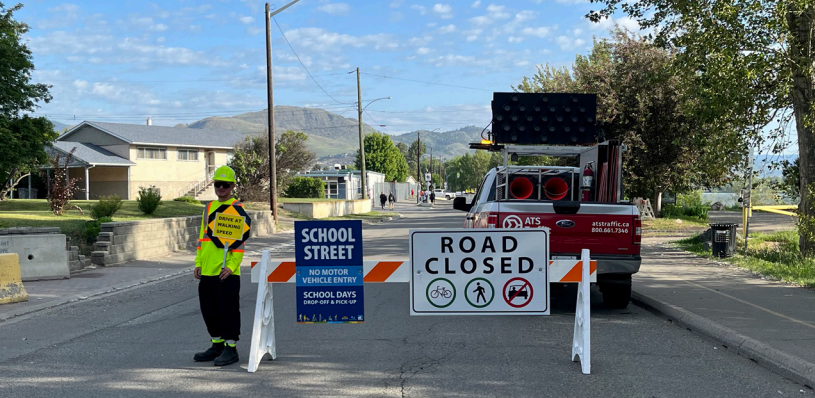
top-left (598, 274), bottom-right (632, 309)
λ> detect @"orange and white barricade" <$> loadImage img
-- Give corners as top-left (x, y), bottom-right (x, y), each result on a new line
top-left (247, 250), bottom-right (592, 374)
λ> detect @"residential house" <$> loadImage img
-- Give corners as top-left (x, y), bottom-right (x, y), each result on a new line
top-left (49, 120), bottom-right (247, 201)
top-left (294, 170), bottom-right (385, 200)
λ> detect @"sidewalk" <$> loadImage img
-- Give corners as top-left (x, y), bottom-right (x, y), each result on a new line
top-left (0, 230), bottom-right (298, 324)
top-left (634, 239), bottom-right (815, 387)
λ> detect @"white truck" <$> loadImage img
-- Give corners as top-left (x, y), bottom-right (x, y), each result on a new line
top-left (433, 189), bottom-right (456, 200)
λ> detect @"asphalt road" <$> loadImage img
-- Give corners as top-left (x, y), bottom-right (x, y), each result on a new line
top-left (0, 201), bottom-right (809, 397)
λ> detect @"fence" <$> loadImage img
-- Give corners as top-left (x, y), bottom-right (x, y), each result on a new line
top-left (371, 182), bottom-right (417, 205)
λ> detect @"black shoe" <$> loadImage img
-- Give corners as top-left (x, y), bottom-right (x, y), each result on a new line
top-left (193, 342), bottom-right (224, 362)
top-left (214, 345), bottom-right (239, 366)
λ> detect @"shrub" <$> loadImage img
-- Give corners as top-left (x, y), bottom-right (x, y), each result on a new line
top-left (660, 204), bottom-right (682, 218)
top-left (137, 186), bottom-right (162, 215)
top-left (173, 196), bottom-right (200, 204)
top-left (82, 216), bottom-right (113, 244)
top-left (283, 177), bottom-right (325, 198)
top-left (90, 194), bottom-right (122, 219)
top-left (45, 149), bottom-right (82, 216)
top-left (677, 190), bottom-right (703, 208)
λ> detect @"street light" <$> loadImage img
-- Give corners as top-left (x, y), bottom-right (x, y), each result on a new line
top-left (265, 0), bottom-right (301, 223)
top-left (357, 96), bottom-right (391, 200)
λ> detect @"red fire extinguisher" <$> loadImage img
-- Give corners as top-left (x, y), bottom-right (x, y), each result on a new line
top-left (582, 163), bottom-right (594, 201)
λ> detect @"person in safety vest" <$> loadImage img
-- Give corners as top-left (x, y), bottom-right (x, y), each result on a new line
top-left (193, 165), bottom-right (245, 366)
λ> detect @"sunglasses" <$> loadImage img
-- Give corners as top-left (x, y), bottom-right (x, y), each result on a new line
top-left (214, 181), bottom-right (233, 189)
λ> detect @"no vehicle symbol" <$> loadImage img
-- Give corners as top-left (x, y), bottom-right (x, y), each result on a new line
top-left (503, 277), bottom-right (533, 308)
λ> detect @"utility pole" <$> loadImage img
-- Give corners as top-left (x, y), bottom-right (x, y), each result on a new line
top-left (744, 146), bottom-right (754, 255)
top-left (265, 3), bottom-right (278, 223)
top-left (429, 146), bottom-right (433, 190)
top-left (417, 132), bottom-right (421, 203)
top-left (357, 67), bottom-right (367, 200)
top-left (264, 0), bottom-right (300, 223)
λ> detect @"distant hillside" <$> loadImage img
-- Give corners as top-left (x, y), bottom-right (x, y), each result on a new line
top-left (51, 120), bottom-right (73, 133)
top-left (187, 106), bottom-right (378, 157)
top-left (390, 126), bottom-right (484, 160)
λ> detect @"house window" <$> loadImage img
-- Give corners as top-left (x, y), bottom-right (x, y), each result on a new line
top-left (137, 147), bottom-right (167, 160)
top-left (177, 149), bottom-right (199, 161)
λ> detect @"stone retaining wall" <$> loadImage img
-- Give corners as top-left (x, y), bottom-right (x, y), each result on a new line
top-left (281, 200), bottom-right (371, 219)
top-left (91, 210), bottom-right (275, 267)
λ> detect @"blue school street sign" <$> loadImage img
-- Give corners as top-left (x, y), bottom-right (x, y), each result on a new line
top-left (294, 220), bottom-right (364, 323)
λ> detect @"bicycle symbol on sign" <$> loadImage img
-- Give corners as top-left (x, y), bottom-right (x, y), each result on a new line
top-left (429, 286), bottom-right (453, 299)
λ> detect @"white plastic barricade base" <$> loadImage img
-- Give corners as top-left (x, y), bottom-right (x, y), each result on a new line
top-left (571, 248), bottom-right (591, 374)
top-left (248, 250), bottom-right (277, 373)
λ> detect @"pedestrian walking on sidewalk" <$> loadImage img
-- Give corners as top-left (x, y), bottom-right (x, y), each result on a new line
top-left (193, 165), bottom-right (245, 367)
top-left (429, 191), bottom-right (436, 208)
top-left (388, 192), bottom-right (395, 210)
top-left (379, 192), bottom-right (387, 210)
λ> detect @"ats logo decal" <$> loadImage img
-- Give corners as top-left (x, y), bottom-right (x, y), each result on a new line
top-left (556, 220), bottom-right (575, 228)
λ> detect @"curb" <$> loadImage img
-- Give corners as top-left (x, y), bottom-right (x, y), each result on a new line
top-left (0, 268), bottom-right (190, 325)
top-left (631, 291), bottom-right (815, 388)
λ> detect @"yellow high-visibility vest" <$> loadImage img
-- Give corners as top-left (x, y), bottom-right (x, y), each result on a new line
top-left (195, 199), bottom-right (245, 276)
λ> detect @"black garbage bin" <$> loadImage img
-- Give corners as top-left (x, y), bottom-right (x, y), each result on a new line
top-left (709, 223), bottom-right (738, 257)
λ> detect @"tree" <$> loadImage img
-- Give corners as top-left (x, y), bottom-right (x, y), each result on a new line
top-left (0, 3), bottom-right (55, 200)
top-left (355, 132), bottom-right (409, 182)
top-left (396, 142), bottom-right (409, 159)
top-left (586, 0), bottom-right (815, 253)
top-left (515, 29), bottom-right (746, 214)
top-left (228, 130), bottom-right (316, 202)
top-left (444, 151), bottom-right (502, 192)
top-left (406, 140), bottom-right (427, 181)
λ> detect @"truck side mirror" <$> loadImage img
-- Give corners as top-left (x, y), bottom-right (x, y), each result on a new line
top-left (453, 197), bottom-right (472, 212)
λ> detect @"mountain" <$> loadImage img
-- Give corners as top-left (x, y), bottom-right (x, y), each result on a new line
top-left (187, 106), bottom-right (378, 157)
top-left (51, 120), bottom-right (73, 133)
top-left (389, 126), bottom-right (484, 160)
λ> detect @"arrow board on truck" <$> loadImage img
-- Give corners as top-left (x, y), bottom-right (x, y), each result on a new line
top-left (410, 228), bottom-right (550, 315)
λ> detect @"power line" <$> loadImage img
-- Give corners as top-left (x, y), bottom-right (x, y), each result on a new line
top-left (360, 72), bottom-right (493, 92)
top-left (40, 72), bottom-right (351, 84)
top-left (273, 16), bottom-right (347, 104)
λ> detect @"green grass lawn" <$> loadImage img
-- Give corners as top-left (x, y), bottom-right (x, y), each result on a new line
top-left (277, 198), bottom-right (343, 203)
top-left (676, 230), bottom-right (815, 288)
top-left (0, 199), bottom-right (205, 235)
top-left (643, 216), bottom-right (709, 234)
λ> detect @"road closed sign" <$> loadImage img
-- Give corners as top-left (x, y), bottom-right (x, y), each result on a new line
top-left (410, 229), bottom-right (549, 315)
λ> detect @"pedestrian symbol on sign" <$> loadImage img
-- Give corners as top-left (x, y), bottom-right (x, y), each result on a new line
top-left (464, 278), bottom-right (494, 308)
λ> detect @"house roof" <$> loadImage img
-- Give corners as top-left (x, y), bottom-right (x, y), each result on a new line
top-left (58, 121), bottom-right (246, 149)
top-left (49, 142), bottom-right (135, 167)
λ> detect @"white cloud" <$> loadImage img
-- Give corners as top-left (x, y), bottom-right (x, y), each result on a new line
top-left (390, 0), bottom-right (405, 8)
top-left (432, 3), bottom-right (454, 19)
top-left (416, 47), bottom-right (431, 55)
top-left (317, 3), bottom-right (351, 16)
top-left (521, 27), bottom-right (551, 38)
top-left (438, 24), bottom-right (456, 34)
top-left (407, 36), bottom-right (433, 46)
top-left (466, 35), bottom-right (479, 42)
top-left (472, 0), bottom-right (481, 7)
top-left (555, 35), bottom-right (586, 50)
top-left (284, 27), bottom-right (400, 53)
top-left (239, 16), bottom-right (255, 25)
top-left (469, 16), bottom-right (492, 27)
top-left (486, 4), bottom-right (510, 19)
top-left (149, 24), bottom-right (168, 32)
top-left (508, 36), bottom-right (523, 43)
top-left (411, 4), bottom-right (427, 15)
top-left (588, 15), bottom-right (641, 32)
top-left (515, 10), bottom-right (536, 22)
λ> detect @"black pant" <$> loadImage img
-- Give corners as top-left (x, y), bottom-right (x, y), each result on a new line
top-left (198, 275), bottom-right (241, 342)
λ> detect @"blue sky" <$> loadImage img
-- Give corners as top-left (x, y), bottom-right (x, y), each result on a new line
top-left (20, 0), bottom-right (642, 135)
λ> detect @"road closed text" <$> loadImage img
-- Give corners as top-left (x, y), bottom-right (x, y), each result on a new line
top-left (424, 235), bottom-right (534, 274)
